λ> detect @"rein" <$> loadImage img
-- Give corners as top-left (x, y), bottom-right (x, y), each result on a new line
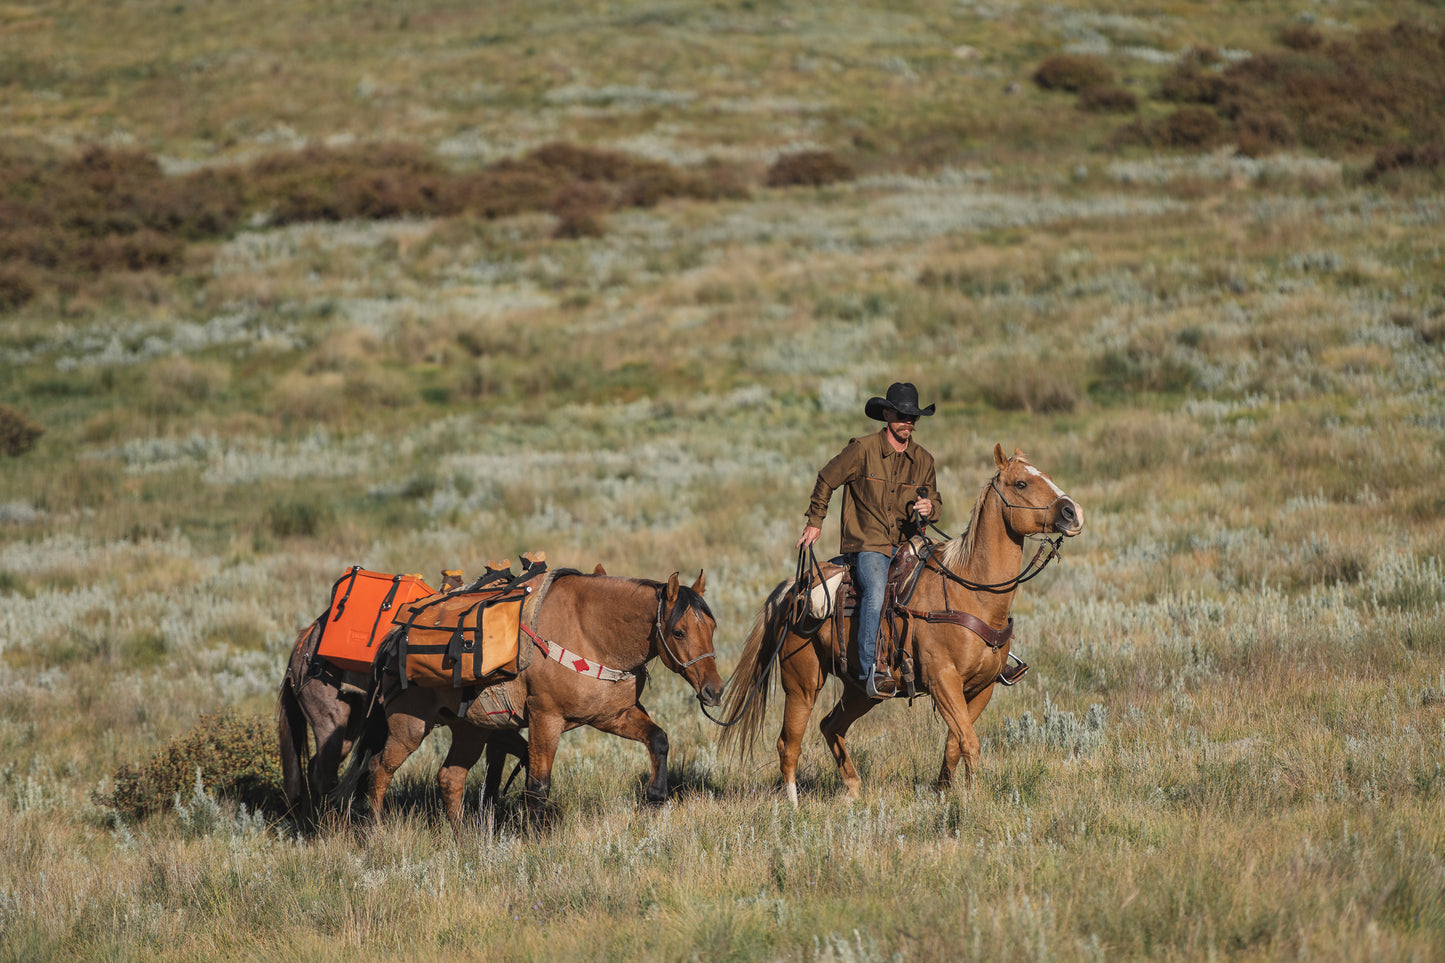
top-left (923, 476), bottom-right (1065, 593)
top-left (701, 544), bottom-right (821, 729)
top-left (925, 534), bottom-right (1063, 593)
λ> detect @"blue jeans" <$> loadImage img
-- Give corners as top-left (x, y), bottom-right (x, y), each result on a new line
top-left (853, 550), bottom-right (892, 681)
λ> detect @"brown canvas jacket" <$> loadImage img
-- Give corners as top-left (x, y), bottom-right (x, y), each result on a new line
top-left (806, 428), bottom-right (941, 554)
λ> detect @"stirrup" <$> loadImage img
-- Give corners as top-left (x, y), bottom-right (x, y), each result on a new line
top-left (865, 672), bottom-right (897, 700)
top-left (997, 654), bottom-right (1029, 686)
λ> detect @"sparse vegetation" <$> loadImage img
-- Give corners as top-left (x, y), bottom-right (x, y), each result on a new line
top-left (2, 0), bottom-right (1444, 960)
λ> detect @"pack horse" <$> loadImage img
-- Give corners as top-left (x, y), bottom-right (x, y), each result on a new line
top-left (356, 568), bottom-right (723, 826)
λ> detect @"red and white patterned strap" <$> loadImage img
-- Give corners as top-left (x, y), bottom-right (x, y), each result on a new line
top-left (522, 625), bottom-right (635, 682)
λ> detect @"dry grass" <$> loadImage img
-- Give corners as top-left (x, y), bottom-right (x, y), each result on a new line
top-left (2, 0), bottom-right (1444, 959)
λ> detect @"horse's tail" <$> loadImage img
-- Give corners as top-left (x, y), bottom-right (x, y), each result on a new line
top-left (328, 690), bottom-right (389, 809)
top-left (276, 676), bottom-right (313, 816)
top-left (717, 579), bottom-right (794, 760)
top-left (277, 622), bottom-right (321, 817)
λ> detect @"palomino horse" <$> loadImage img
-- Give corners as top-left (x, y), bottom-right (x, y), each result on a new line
top-left (277, 618), bottom-right (527, 833)
top-left (720, 444), bottom-right (1084, 803)
top-left (356, 569), bottom-right (723, 825)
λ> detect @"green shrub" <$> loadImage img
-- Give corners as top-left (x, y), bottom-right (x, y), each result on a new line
top-left (95, 709), bottom-right (285, 819)
top-left (1033, 54), bottom-right (1114, 93)
top-left (264, 498), bottom-right (332, 537)
top-left (766, 150), bottom-right (855, 188)
top-left (0, 405), bottom-right (44, 457)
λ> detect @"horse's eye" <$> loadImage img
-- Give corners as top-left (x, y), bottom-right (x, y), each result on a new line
top-left (673, 628), bottom-right (686, 640)
top-left (1015, 479), bottom-right (1027, 490)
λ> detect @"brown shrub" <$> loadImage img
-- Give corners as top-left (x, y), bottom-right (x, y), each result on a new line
top-left (1160, 107), bottom-right (1225, 149)
top-left (525, 141), bottom-right (639, 181)
top-left (1157, 64), bottom-right (1237, 105)
top-left (1235, 110), bottom-right (1297, 156)
top-left (766, 150), bottom-right (855, 188)
top-left (1278, 24), bottom-right (1325, 51)
top-left (250, 143), bottom-right (453, 224)
top-left (0, 405), bottom-right (45, 456)
top-left (550, 181), bottom-right (611, 238)
top-left (1366, 142), bottom-right (1445, 182)
top-left (1033, 54), bottom-right (1114, 92)
top-left (0, 266), bottom-right (40, 311)
top-left (1129, 20), bottom-right (1445, 156)
top-left (1078, 85), bottom-right (1138, 113)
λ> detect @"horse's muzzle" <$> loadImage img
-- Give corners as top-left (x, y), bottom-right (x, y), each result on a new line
top-left (1052, 498), bottom-right (1084, 536)
top-left (698, 681), bottom-right (724, 707)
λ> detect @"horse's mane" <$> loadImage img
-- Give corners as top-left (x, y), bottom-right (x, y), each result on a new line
top-left (605, 573), bottom-right (716, 623)
top-left (938, 472), bottom-right (998, 570)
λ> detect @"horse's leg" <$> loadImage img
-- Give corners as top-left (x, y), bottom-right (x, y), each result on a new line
top-left (524, 708), bottom-right (564, 825)
top-left (818, 686), bottom-right (877, 800)
top-left (592, 702), bottom-right (670, 803)
top-left (365, 712), bottom-right (430, 826)
top-left (777, 632), bottom-right (825, 807)
top-left (482, 730), bottom-right (527, 816)
top-left (311, 694), bottom-right (363, 802)
top-left (438, 724), bottom-right (488, 840)
top-left (931, 668), bottom-right (983, 791)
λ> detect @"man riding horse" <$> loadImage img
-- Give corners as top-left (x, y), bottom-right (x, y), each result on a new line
top-left (797, 382), bottom-right (941, 699)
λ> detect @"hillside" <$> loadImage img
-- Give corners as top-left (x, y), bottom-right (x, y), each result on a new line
top-left (1, 2), bottom-right (1443, 960)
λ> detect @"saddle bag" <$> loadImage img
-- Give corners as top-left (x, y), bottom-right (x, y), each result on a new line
top-left (391, 584), bottom-right (530, 688)
top-left (315, 567), bottom-right (436, 672)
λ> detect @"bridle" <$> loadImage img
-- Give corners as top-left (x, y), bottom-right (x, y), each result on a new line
top-left (653, 590), bottom-right (718, 671)
top-left (925, 475), bottom-right (1066, 594)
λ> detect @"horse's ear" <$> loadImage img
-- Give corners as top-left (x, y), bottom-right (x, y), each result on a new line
top-left (691, 570), bottom-right (706, 596)
top-left (1013, 447), bottom-right (1025, 463)
top-left (993, 443), bottom-right (1008, 471)
top-left (666, 572), bottom-right (680, 603)
top-left (593, 563), bottom-right (607, 575)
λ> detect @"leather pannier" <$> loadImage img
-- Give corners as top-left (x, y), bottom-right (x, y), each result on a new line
top-left (392, 587), bottom-right (526, 688)
top-left (315, 567), bottom-right (437, 672)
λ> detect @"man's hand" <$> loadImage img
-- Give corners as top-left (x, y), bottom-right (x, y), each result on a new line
top-left (912, 497), bottom-right (933, 519)
top-left (797, 525), bottom-right (822, 549)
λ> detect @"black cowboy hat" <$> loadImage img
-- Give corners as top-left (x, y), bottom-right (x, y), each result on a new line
top-left (864, 382), bottom-right (936, 421)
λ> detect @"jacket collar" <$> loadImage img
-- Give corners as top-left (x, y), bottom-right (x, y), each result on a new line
top-left (878, 427), bottom-right (913, 459)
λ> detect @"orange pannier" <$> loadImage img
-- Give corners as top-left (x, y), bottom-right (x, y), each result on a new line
top-left (315, 567), bottom-right (436, 672)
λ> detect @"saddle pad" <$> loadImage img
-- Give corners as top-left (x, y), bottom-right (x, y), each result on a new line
top-left (315, 567), bottom-right (435, 672)
top-left (393, 589), bottom-right (525, 688)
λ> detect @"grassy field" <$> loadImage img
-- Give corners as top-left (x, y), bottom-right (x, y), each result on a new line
top-left (2, 0), bottom-right (1443, 959)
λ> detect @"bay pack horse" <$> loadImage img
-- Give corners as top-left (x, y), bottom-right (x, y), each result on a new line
top-left (719, 445), bottom-right (1084, 803)
top-left (353, 569), bottom-right (723, 826)
top-left (277, 618), bottom-right (526, 832)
